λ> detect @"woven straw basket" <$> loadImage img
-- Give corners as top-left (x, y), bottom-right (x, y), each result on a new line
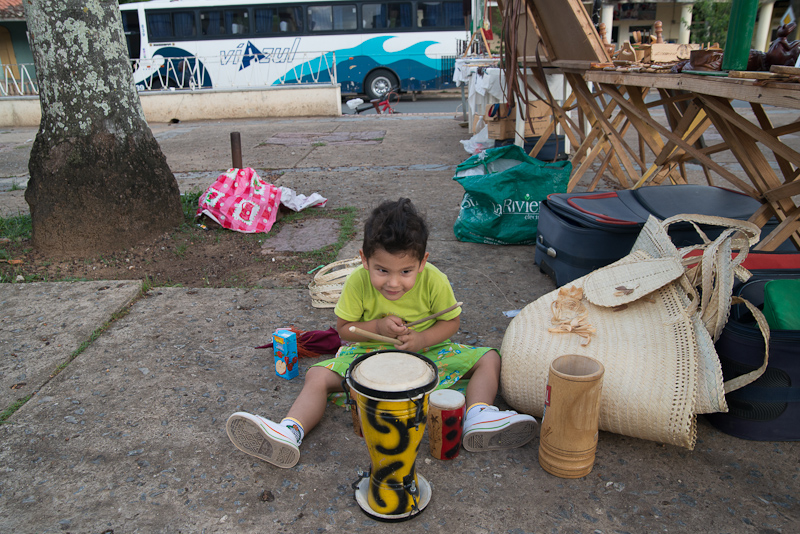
top-left (500, 214), bottom-right (768, 450)
top-left (308, 257), bottom-right (361, 308)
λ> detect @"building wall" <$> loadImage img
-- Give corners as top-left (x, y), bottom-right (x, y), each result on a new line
top-left (588, 1), bottom-right (790, 52)
top-left (1, 20), bottom-right (34, 66)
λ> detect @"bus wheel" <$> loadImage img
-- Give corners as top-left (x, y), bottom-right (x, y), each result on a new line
top-left (364, 70), bottom-right (398, 101)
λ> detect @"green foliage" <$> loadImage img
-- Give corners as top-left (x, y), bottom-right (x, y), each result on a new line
top-left (687, 0), bottom-right (732, 47)
top-left (181, 190), bottom-right (203, 223)
top-left (0, 214), bottom-right (32, 241)
top-left (0, 395), bottom-right (32, 424)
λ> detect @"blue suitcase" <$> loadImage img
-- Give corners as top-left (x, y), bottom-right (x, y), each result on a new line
top-left (534, 185), bottom-right (780, 287)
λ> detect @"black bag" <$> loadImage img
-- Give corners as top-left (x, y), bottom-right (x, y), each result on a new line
top-left (705, 267), bottom-right (800, 441)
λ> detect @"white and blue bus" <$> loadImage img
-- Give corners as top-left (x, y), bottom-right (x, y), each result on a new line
top-left (119, 0), bottom-right (466, 100)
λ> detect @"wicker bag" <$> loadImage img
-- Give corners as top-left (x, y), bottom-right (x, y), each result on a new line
top-left (308, 257), bottom-right (361, 308)
top-left (500, 214), bottom-right (768, 449)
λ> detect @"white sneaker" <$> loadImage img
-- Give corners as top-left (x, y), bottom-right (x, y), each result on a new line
top-left (462, 406), bottom-right (538, 452)
top-left (226, 412), bottom-right (300, 468)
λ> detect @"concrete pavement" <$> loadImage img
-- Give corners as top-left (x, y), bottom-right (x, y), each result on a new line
top-left (0, 110), bottom-right (797, 533)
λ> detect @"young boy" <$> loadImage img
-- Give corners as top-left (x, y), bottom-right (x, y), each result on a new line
top-left (226, 198), bottom-right (537, 468)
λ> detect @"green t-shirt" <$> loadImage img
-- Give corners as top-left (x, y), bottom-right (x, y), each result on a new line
top-left (334, 263), bottom-right (460, 331)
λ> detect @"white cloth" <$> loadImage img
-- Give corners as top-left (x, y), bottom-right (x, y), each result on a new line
top-left (278, 187), bottom-right (327, 211)
top-left (345, 98), bottom-right (364, 110)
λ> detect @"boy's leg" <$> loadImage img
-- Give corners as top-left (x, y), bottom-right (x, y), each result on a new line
top-left (286, 365), bottom-right (346, 432)
top-left (462, 349), bottom-right (501, 408)
top-left (461, 350), bottom-right (538, 452)
top-left (227, 366), bottom-right (344, 468)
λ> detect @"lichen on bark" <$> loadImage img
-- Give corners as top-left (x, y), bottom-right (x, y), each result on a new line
top-left (24, 0), bottom-right (182, 257)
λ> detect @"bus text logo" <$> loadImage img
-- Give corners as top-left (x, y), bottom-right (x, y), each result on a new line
top-left (221, 39), bottom-right (301, 70)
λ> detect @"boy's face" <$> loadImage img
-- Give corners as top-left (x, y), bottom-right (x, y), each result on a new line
top-left (359, 248), bottom-right (429, 301)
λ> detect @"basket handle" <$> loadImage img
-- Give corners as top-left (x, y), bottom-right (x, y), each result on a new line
top-left (723, 296), bottom-right (770, 394)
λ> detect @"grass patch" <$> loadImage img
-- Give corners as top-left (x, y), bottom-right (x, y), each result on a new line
top-left (181, 190), bottom-right (204, 223)
top-left (0, 214), bottom-right (32, 241)
top-left (0, 395), bottom-right (32, 424)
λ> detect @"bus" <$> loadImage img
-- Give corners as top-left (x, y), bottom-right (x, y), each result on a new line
top-left (119, 0), bottom-right (466, 100)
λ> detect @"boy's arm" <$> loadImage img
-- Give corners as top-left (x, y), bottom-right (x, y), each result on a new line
top-left (336, 316), bottom-right (407, 342)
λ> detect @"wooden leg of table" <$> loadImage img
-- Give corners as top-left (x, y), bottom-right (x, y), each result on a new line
top-left (597, 86), bottom-right (758, 196)
top-left (751, 103), bottom-right (798, 182)
top-left (569, 77), bottom-right (639, 187)
top-left (587, 150), bottom-right (616, 191)
top-left (754, 205), bottom-right (800, 251)
top-left (701, 98), bottom-right (800, 249)
top-left (529, 121), bottom-right (556, 159)
top-left (567, 133), bottom-right (609, 191)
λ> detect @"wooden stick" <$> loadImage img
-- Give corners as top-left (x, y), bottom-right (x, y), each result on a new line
top-left (348, 326), bottom-right (402, 346)
top-left (404, 302), bottom-right (463, 328)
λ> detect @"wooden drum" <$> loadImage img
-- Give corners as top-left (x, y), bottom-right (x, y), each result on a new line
top-left (538, 354), bottom-right (605, 479)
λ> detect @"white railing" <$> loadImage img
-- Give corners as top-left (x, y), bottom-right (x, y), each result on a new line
top-left (0, 64), bottom-right (39, 96)
top-left (0, 52), bottom-right (338, 97)
top-left (131, 52), bottom-right (338, 92)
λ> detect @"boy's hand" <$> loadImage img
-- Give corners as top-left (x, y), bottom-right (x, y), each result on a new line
top-left (376, 315), bottom-right (408, 338)
top-left (395, 330), bottom-right (428, 353)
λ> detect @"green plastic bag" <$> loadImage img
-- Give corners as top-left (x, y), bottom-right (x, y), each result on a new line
top-left (452, 145), bottom-right (572, 245)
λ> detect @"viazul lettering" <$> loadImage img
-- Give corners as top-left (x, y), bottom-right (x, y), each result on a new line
top-left (233, 39), bottom-right (302, 71)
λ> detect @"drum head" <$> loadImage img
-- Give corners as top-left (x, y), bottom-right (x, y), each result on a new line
top-left (429, 389), bottom-right (465, 410)
top-left (354, 351), bottom-right (435, 392)
top-left (348, 350), bottom-right (437, 400)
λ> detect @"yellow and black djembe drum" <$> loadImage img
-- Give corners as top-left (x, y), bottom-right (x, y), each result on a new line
top-left (345, 350), bottom-right (438, 521)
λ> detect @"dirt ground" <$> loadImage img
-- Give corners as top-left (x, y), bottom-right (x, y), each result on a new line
top-left (0, 206), bottom-right (355, 288)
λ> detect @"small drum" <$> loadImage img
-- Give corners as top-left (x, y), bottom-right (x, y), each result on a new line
top-left (428, 389), bottom-right (466, 460)
top-left (345, 350), bottom-right (438, 521)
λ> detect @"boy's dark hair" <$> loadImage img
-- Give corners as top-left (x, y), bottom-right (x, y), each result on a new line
top-left (362, 198), bottom-right (428, 261)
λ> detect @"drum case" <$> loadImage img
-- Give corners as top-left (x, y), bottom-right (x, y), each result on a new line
top-left (705, 266), bottom-right (800, 441)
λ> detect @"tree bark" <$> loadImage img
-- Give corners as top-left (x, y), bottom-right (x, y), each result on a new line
top-left (24, 0), bottom-right (183, 257)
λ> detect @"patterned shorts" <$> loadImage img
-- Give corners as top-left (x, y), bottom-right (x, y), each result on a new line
top-left (312, 341), bottom-right (495, 406)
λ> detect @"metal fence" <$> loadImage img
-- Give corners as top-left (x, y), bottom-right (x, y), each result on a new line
top-left (0, 52), bottom-right (338, 97)
top-left (1, 64), bottom-right (38, 96)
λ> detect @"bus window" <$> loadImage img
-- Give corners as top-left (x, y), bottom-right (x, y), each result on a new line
top-left (254, 6), bottom-right (303, 34)
top-left (121, 10), bottom-right (140, 59)
top-left (200, 9), bottom-right (249, 36)
top-left (308, 5), bottom-right (357, 32)
top-left (200, 10), bottom-right (225, 36)
top-left (363, 2), bottom-right (412, 30)
top-left (228, 9), bottom-right (249, 34)
top-left (417, 2), bottom-right (462, 28)
top-left (146, 11), bottom-right (196, 40)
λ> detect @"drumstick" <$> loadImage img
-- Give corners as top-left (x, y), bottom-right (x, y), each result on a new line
top-left (404, 302), bottom-right (463, 328)
top-left (348, 326), bottom-right (402, 346)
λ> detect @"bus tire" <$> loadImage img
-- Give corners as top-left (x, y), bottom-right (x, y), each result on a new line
top-left (364, 70), bottom-right (398, 101)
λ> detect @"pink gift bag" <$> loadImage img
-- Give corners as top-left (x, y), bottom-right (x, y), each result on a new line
top-left (197, 168), bottom-right (282, 233)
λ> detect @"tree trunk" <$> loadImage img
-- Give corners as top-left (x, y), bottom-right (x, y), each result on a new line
top-left (23, 0), bottom-right (183, 257)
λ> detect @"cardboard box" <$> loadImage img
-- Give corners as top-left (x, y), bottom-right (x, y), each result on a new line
top-left (485, 101), bottom-right (550, 139)
top-left (273, 329), bottom-right (299, 380)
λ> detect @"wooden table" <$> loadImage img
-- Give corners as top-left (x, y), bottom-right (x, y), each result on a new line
top-left (570, 70), bottom-right (800, 250)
